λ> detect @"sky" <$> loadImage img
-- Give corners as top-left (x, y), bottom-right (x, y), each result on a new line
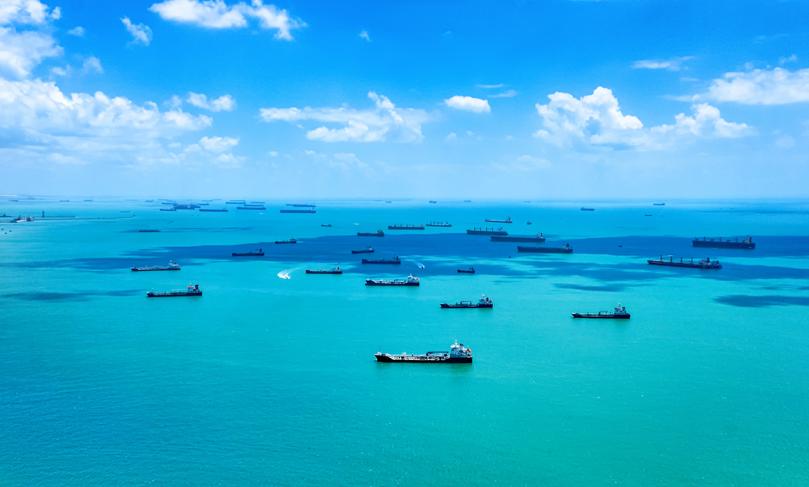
top-left (1, 0), bottom-right (808, 200)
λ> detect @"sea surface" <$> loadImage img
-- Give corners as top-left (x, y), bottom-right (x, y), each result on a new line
top-left (1, 199), bottom-right (808, 486)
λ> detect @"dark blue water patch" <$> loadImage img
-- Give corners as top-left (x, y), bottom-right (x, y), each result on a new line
top-left (2, 289), bottom-right (141, 302)
top-left (715, 295), bottom-right (809, 308)
top-left (555, 283), bottom-right (627, 292)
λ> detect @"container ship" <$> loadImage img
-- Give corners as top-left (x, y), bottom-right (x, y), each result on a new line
top-left (440, 296), bottom-right (493, 309)
top-left (147, 284), bottom-right (201, 298)
top-left (491, 233), bottom-right (546, 243)
top-left (647, 256), bottom-right (721, 269)
top-left (280, 208), bottom-right (316, 214)
top-left (274, 238), bottom-right (297, 244)
top-left (485, 216), bottom-right (512, 224)
top-left (305, 267), bottom-right (342, 275)
top-left (426, 222), bottom-right (452, 228)
top-left (351, 247), bottom-right (374, 254)
top-left (232, 249), bottom-right (264, 257)
top-left (572, 305), bottom-right (630, 319)
top-left (357, 230), bottom-right (385, 237)
top-left (375, 341), bottom-right (472, 363)
top-left (692, 236), bottom-right (755, 250)
top-left (467, 227), bottom-right (508, 236)
top-left (131, 261), bottom-right (181, 272)
top-left (388, 224), bottom-right (425, 230)
top-left (361, 256), bottom-right (401, 265)
top-left (517, 243), bottom-right (573, 254)
top-left (365, 275), bottom-right (420, 286)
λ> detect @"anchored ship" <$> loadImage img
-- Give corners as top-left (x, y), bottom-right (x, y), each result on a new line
top-left (137, 229), bottom-right (160, 233)
top-left (388, 224), bottom-right (425, 230)
top-left (361, 256), bottom-right (401, 265)
top-left (441, 295), bottom-right (493, 309)
top-left (131, 261), bottom-right (181, 272)
top-left (146, 284), bottom-right (201, 298)
top-left (467, 227), bottom-right (508, 236)
top-left (485, 216), bottom-right (512, 224)
top-left (491, 233), bottom-right (546, 243)
top-left (647, 256), bottom-right (721, 269)
top-left (305, 266), bottom-right (342, 275)
top-left (375, 341), bottom-right (472, 363)
top-left (457, 267), bottom-right (476, 274)
top-left (357, 230), bottom-right (385, 237)
top-left (517, 243), bottom-right (573, 254)
top-left (351, 247), bottom-right (374, 254)
top-left (426, 221), bottom-right (452, 228)
top-left (232, 249), bottom-right (264, 257)
top-left (692, 236), bottom-right (755, 250)
top-left (274, 238), bottom-right (297, 244)
top-left (572, 305), bottom-right (630, 319)
top-left (365, 275), bottom-right (420, 286)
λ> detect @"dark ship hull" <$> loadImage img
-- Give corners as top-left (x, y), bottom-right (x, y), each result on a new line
top-left (232, 252), bottom-right (264, 257)
top-left (146, 291), bottom-right (202, 298)
top-left (457, 268), bottom-right (476, 274)
top-left (351, 249), bottom-right (374, 254)
top-left (131, 266), bottom-right (180, 272)
top-left (357, 232), bottom-right (384, 237)
top-left (572, 313), bottom-right (630, 319)
top-left (388, 225), bottom-right (425, 230)
top-left (305, 269), bottom-right (342, 275)
top-left (361, 259), bottom-right (400, 265)
top-left (374, 354), bottom-right (471, 363)
top-left (440, 303), bottom-right (493, 309)
top-left (692, 239), bottom-right (755, 249)
top-left (648, 259), bottom-right (721, 269)
top-left (365, 280), bottom-right (419, 286)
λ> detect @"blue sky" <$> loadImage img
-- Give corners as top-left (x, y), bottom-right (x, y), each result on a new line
top-left (1, 0), bottom-right (808, 199)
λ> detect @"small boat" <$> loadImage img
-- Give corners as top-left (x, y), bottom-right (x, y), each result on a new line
top-left (441, 295), bottom-right (493, 309)
top-left (361, 256), bottom-right (401, 265)
top-left (426, 222), bottom-right (452, 228)
top-left (388, 224), bottom-right (425, 230)
top-left (305, 266), bottom-right (342, 275)
top-left (351, 247), bottom-right (374, 254)
top-left (375, 341), bottom-right (472, 363)
top-left (131, 261), bottom-right (181, 272)
top-left (580, 207), bottom-right (596, 211)
top-left (232, 249), bottom-right (264, 257)
top-left (466, 227), bottom-right (508, 236)
top-left (572, 305), bottom-right (630, 319)
top-left (146, 284), bottom-right (202, 298)
top-left (692, 236), bottom-right (755, 250)
top-left (457, 267), bottom-right (476, 274)
top-left (647, 256), bottom-right (721, 269)
top-left (485, 216), bottom-right (512, 224)
top-left (365, 275), bottom-right (420, 286)
top-left (517, 243), bottom-right (573, 254)
top-left (274, 238), bottom-right (297, 244)
top-left (357, 230), bottom-right (385, 237)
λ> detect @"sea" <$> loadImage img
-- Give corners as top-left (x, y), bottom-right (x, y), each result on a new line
top-left (1, 198), bottom-right (808, 486)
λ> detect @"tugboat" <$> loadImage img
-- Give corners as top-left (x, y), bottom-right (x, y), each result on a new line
top-left (426, 221), bottom-right (452, 228)
top-left (131, 261), bottom-right (181, 272)
top-left (491, 233), bottom-right (546, 243)
top-left (375, 341), bottom-right (472, 363)
top-left (274, 238), bottom-right (297, 244)
top-left (232, 248), bottom-right (264, 257)
top-left (361, 256), bottom-right (401, 265)
top-left (466, 227), bottom-right (508, 236)
top-left (692, 236), bottom-right (755, 250)
top-left (351, 247), bottom-right (374, 254)
top-left (517, 243), bottom-right (573, 254)
top-left (305, 266), bottom-right (342, 275)
top-left (572, 305), bottom-right (630, 319)
top-left (388, 224), bottom-right (425, 230)
top-left (647, 256), bottom-right (721, 269)
top-left (457, 267), bottom-right (476, 274)
top-left (440, 295), bottom-right (493, 309)
top-left (365, 275), bottom-right (420, 286)
top-left (357, 230), bottom-right (385, 237)
top-left (485, 216), bottom-right (512, 224)
top-left (147, 284), bottom-right (202, 298)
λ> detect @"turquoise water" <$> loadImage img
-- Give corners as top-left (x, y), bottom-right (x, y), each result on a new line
top-left (1, 200), bottom-right (808, 485)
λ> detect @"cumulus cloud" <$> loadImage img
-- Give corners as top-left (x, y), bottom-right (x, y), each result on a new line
top-left (121, 17), bottom-right (152, 45)
top-left (534, 86), bottom-right (751, 149)
top-left (0, 27), bottom-right (62, 78)
top-left (0, 0), bottom-right (57, 25)
top-left (444, 95), bottom-right (491, 113)
top-left (259, 92), bottom-right (429, 143)
top-left (149, 0), bottom-right (304, 40)
top-left (703, 67), bottom-right (809, 105)
top-left (632, 56), bottom-right (694, 71)
top-left (67, 25), bottom-right (85, 37)
top-left (186, 92), bottom-right (236, 112)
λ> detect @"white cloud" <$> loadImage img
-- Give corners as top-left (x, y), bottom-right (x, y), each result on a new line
top-left (121, 17), bottom-right (152, 46)
top-left (632, 56), bottom-right (694, 71)
top-left (0, 0), bottom-right (56, 25)
top-left (149, 0), bottom-right (304, 40)
top-left (534, 86), bottom-right (751, 149)
top-left (259, 92), bottom-right (429, 143)
top-left (359, 29), bottom-right (370, 42)
top-left (81, 56), bottom-right (103, 74)
top-left (444, 95), bottom-right (491, 113)
top-left (198, 135), bottom-right (238, 152)
top-left (490, 89), bottom-right (518, 99)
top-left (0, 27), bottom-right (62, 78)
top-left (477, 83), bottom-right (504, 89)
top-left (779, 54), bottom-right (798, 65)
top-left (703, 67), bottom-right (809, 105)
top-left (186, 92), bottom-right (236, 111)
top-left (67, 25), bottom-right (85, 37)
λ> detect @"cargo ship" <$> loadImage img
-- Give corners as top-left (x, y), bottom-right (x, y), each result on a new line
top-left (647, 256), bottom-right (721, 269)
top-left (147, 284), bottom-right (201, 298)
top-left (131, 261), bottom-right (181, 272)
top-left (137, 229), bottom-right (160, 233)
top-left (361, 256), bottom-right (401, 265)
top-left (572, 305), bottom-right (630, 319)
top-left (375, 341), bottom-right (472, 363)
top-left (426, 222), bottom-right (452, 228)
top-left (491, 233), bottom-right (546, 243)
top-left (485, 216), bottom-right (512, 224)
top-left (365, 275), bottom-right (420, 286)
top-left (274, 238), bottom-right (297, 244)
top-left (305, 266), bottom-right (342, 275)
top-left (440, 295), bottom-right (493, 309)
top-left (653, 202), bottom-right (666, 206)
top-left (580, 207), bottom-right (595, 211)
top-left (351, 247), bottom-right (374, 254)
top-left (357, 230), bottom-right (385, 237)
top-left (232, 249), bottom-right (264, 257)
top-left (388, 224), bottom-right (425, 230)
top-left (517, 243), bottom-right (573, 254)
top-left (692, 236), bottom-right (755, 250)
top-left (237, 205), bottom-right (266, 210)
top-left (467, 227), bottom-right (508, 236)
top-left (457, 267), bottom-right (476, 274)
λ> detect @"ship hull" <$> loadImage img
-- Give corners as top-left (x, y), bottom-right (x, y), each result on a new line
top-left (692, 240), bottom-right (755, 249)
top-left (131, 267), bottom-right (180, 272)
top-left (232, 253), bottom-right (264, 257)
top-left (648, 260), bottom-right (721, 269)
top-left (351, 250), bottom-right (374, 254)
top-left (375, 354), bottom-right (471, 363)
top-left (572, 313), bottom-right (630, 319)
top-left (440, 304), bottom-right (493, 309)
top-left (305, 270), bottom-right (342, 275)
top-left (365, 281), bottom-right (419, 286)
top-left (146, 292), bottom-right (202, 298)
